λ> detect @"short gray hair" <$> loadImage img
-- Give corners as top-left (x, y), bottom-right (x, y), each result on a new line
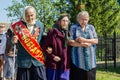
top-left (77, 11), bottom-right (89, 22)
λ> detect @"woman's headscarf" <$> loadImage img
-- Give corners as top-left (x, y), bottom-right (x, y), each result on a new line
top-left (22, 6), bottom-right (36, 25)
top-left (53, 13), bottom-right (70, 48)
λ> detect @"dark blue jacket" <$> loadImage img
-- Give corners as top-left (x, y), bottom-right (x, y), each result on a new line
top-left (16, 20), bottom-right (44, 68)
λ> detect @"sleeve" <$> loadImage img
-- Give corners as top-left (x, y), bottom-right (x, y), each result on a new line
top-left (90, 25), bottom-right (98, 39)
top-left (41, 29), bottom-right (55, 59)
top-left (36, 20), bottom-right (44, 42)
top-left (5, 29), bottom-right (14, 55)
top-left (7, 28), bottom-right (14, 46)
top-left (70, 25), bottom-right (76, 40)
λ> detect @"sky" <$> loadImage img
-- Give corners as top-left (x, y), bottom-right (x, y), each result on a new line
top-left (0, 0), bottom-right (21, 23)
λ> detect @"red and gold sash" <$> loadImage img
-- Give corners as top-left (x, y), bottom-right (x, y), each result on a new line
top-left (11, 21), bottom-right (44, 64)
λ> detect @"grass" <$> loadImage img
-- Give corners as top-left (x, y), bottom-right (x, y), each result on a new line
top-left (97, 70), bottom-right (120, 80)
top-left (96, 62), bottom-right (120, 80)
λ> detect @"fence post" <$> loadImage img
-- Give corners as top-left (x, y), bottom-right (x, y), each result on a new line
top-left (104, 34), bottom-right (108, 70)
top-left (113, 31), bottom-right (116, 68)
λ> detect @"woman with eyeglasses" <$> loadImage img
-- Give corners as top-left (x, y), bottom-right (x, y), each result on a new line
top-left (42, 13), bottom-right (72, 80)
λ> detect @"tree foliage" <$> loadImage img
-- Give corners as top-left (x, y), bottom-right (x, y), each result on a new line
top-left (68, 0), bottom-right (120, 37)
top-left (85, 0), bottom-right (120, 37)
top-left (6, 0), bottom-right (120, 37)
top-left (6, 0), bottom-right (69, 32)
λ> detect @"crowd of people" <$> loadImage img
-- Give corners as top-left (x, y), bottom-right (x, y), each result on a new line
top-left (0, 5), bottom-right (98, 80)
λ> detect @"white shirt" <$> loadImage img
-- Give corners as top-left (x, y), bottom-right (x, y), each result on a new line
top-left (0, 33), bottom-right (7, 55)
top-left (27, 25), bottom-right (34, 33)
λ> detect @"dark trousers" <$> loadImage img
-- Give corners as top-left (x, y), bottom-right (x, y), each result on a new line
top-left (17, 64), bottom-right (47, 80)
top-left (70, 63), bottom-right (96, 80)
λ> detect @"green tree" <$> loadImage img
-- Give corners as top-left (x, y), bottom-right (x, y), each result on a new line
top-left (68, 0), bottom-right (86, 23)
top-left (85, 0), bottom-right (120, 37)
top-left (68, 0), bottom-right (120, 37)
top-left (6, 0), bottom-right (69, 32)
top-left (7, 0), bottom-right (120, 37)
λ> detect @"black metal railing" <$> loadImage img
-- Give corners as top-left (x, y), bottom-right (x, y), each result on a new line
top-left (96, 34), bottom-right (120, 69)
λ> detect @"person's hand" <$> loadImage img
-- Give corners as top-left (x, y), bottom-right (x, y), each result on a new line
top-left (12, 35), bottom-right (18, 44)
top-left (76, 37), bottom-right (86, 43)
top-left (53, 56), bottom-right (61, 62)
top-left (81, 43), bottom-right (91, 47)
top-left (68, 39), bottom-right (75, 44)
top-left (46, 47), bottom-right (53, 54)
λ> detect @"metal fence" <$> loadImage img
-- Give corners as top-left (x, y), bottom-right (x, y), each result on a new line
top-left (96, 33), bottom-right (120, 69)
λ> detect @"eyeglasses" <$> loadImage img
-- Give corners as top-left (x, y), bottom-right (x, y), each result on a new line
top-left (61, 20), bottom-right (70, 22)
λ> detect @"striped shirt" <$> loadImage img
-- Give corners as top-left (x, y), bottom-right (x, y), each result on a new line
top-left (70, 24), bottom-right (98, 71)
